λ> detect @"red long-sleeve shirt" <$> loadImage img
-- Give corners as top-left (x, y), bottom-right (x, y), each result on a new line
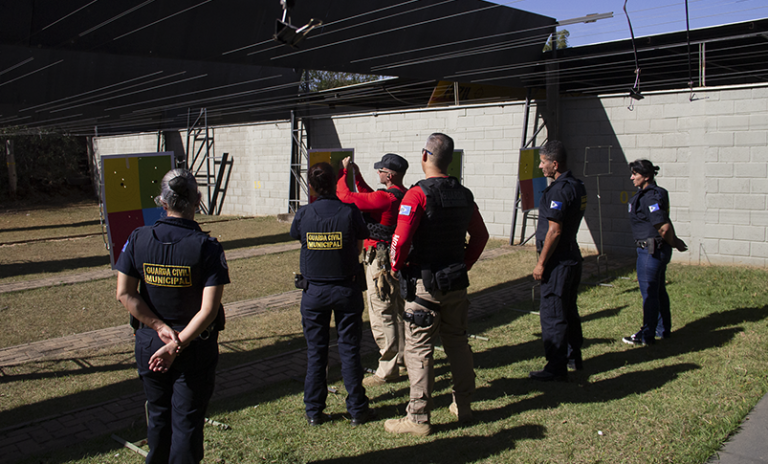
top-left (336, 168), bottom-right (406, 250)
top-left (390, 177), bottom-right (489, 272)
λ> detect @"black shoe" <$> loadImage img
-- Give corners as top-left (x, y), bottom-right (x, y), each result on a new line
top-left (567, 359), bottom-right (583, 371)
top-left (529, 370), bottom-right (567, 382)
top-left (350, 408), bottom-right (378, 427)
top-left (622, 332), bottom-right (654, 346)
top-left (306, 413), bottom-right (331, 426)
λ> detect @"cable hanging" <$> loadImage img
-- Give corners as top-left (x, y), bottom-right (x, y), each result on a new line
top-left (624, 0), bottom-right (643, 110)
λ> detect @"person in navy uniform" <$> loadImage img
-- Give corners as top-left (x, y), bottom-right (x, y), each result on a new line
top-left (336, 153), bottom-right (408, 387)
top-left (290, 162), bottom-right (376, 427)
top-left (623, 159), bottom-right (687, 346)
top-left (530, 140), bottom-right (587, 382)
top-left (116, 169), bottom-right (229, 464)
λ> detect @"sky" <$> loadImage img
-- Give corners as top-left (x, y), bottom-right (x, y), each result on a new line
top-left (491, 0), bottom-right (768, 47)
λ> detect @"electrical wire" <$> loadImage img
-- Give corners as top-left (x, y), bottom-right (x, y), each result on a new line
top-left (0, 60), bottom-right (64, 88)
top-left (104, 75), bottom-right (285, 111)
top-left (112, 0), bottom-right (214, 41)
top-left (0, 57), bottom-right (35, 77)
top-left (34, 71), bottom-right (189, 113)
top-left (78, 0), bottom-right (156, 37)
top-left (267, 2), bottom-right (502, 61)
top-left (20, 71), bottom-right (165, 112)
top-left (48, 73), bottom-right (207, 113)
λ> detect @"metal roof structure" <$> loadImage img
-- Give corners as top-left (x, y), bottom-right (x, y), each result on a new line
top-left (2, 1), bottom-right (767, 137)
top-left (0, 0), bottom-right (554, 135)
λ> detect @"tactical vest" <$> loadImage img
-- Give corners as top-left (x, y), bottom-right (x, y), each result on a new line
top-left (366, 187), bottom-right (406, 242)
top-left (131, 219), bottom-right (209, 327)
top-left (300, 199), bottom-right (360, 281)
top-left (409, 177), bottom-right (474, 270)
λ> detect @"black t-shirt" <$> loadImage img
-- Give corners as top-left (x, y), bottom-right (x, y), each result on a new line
top-left (535, 171), bottom-right (587, 256)
top-left (628, 184), bottom-right (670, 241)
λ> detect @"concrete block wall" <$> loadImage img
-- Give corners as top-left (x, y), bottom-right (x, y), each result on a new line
top-left (92, 82), bottom-right (768, 267)
top-left (561, 85), bottom-right (768, 266)
top-left (310, 104), bottom-right (530, 239)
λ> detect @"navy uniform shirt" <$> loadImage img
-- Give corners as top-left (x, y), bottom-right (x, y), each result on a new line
top-left (628, 184), bottom-right (670, 241)
top-left (535, 170), bottom-right (587, 258)
top-left (116, 217), bottom-right (230, 327)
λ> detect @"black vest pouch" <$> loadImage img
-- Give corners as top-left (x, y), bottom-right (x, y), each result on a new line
top-left (434, 263), bottom-right (469, 292)
top-left (398, 267), bottom-right (417, 302)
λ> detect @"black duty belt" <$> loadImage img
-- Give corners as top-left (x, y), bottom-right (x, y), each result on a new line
top-left (635, 240), bottom-right (648, 249)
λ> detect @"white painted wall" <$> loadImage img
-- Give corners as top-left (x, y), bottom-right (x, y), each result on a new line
top-left (93, 82), bottom-right (768, 267)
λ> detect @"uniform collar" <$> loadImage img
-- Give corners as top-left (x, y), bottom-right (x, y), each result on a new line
top-left (155, 216), bottom-right (201, 231)
top-left (553, 170), bottom-right (574, 183)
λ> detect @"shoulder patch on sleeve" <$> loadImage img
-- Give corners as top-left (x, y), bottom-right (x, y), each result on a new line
top-left (121, 238), bottom-right (129, 253)
top-left (550, 200), bottom-right (563, 210)
top-left (649, 203), bottom-right (660, 213)
top-left (399, 204), bottom-right (412, 216)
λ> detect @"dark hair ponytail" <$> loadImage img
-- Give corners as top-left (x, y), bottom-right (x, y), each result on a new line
top-left (629, 159), bottom-right (659, 180)
top-left (308, 162), bottom-right (336, 197)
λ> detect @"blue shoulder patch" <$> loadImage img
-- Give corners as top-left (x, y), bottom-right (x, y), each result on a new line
top-left (550, 200), bottom-right (563, 210)
top-left (649, 203), bottom-right (660, 213)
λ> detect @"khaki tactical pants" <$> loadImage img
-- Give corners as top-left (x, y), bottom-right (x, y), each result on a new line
top-left (365, 262), bottom-right (405, 380)
top-left (404, 279), bottom-right (475, 423)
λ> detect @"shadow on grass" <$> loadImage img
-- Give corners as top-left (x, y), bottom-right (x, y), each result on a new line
top-left (480, 363), bottom-right (700, 421)
top-left (220, 232), bottom-right (294, 251)
top-left (588, 305), bottom-right (768, 374)
top-left (0, 255), bottom-right (111, 278)
top-left (308, 423), bottom-right (546, 464)
top-left (0, 331), bottom-right (306, 430)
top-left (0, 219), bottom-right (101, 234)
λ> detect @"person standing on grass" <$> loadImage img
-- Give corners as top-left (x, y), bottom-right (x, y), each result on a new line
top-left (116, 169), bottom-right (229, 464)
top-left (623, 159), bottom-right (687, 346)
top-left (385, 133), bottom-right (489, 436)
top-left (290, 162), bottom-right (377, 427)
top-left (336, 153), bottom-right (408, 387)
top-left (530, 140), bottom-right (587, 382)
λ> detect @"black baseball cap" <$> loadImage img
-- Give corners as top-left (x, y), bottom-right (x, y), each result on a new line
top-left (373, 153), bottom-right (408, 173)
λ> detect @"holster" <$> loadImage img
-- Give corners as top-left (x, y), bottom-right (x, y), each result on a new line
top-left (294, 273), bottom-right (309, 290)
top-left (403, 309), bottom-right (434, 328)
top-left (398, 267), bottom-right (417, 302)
top-left (647, 237), bottom-right (663, 255)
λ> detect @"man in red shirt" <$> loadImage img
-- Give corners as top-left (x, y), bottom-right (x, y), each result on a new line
top-left (384, 133), bottom-right (489, 436)
top-left (337, 153), bottom-right (409, 386)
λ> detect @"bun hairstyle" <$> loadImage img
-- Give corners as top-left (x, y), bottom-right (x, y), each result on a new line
top-left (308, 162), bottom-right (336, 197)
top-left (629, 159), bottom-right (660, 180)
top-left (155, 169), bottom-right (199, 215)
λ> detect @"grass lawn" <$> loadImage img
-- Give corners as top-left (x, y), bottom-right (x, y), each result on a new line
top-left (3, 205), bottom-right (767, 463)
top-left (11, 263), bottom-right (768, 464)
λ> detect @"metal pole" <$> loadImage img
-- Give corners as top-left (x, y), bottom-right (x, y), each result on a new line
top-left (6, 139), bottom-right (17, 199)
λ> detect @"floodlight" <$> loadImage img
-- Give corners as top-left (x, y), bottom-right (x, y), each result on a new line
top-left (273, 0), bottom-right (322, 48)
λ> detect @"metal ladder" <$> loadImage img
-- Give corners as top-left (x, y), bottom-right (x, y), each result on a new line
top-left (186, 108), bottom-right (231, 215)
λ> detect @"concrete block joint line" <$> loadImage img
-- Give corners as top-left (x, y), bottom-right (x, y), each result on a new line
top-left (4, 253), bottom-right (719, 464)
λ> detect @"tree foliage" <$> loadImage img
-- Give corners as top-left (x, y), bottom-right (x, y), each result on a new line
top-left (0, 128), bottom-right (91, 202)
top-left (543, 29), bottom-right (570, 52)
top-left (301, 70), bottom-right (381, 92)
